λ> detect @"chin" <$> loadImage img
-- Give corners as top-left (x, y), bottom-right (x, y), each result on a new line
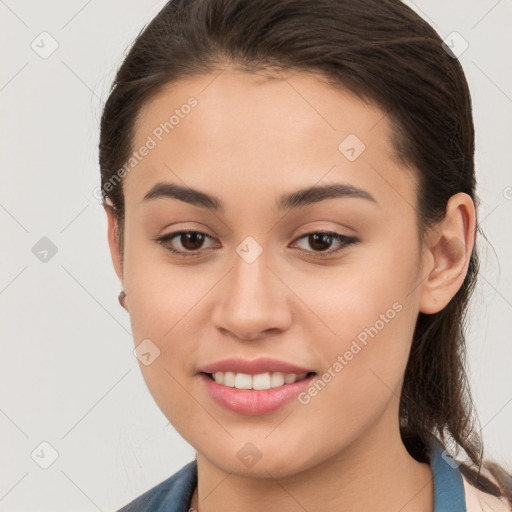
top-left (199, 444), bottom-right (317, 480)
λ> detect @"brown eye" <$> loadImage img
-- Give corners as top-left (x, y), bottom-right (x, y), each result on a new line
top-left (292, 231), bottom-right (358, 258)
top-left (307, 233), bottom-right (335, 251)
top-left (155, 230), bottom-right (216, 257)
top-left (178, 231), bottom-right (207, 251)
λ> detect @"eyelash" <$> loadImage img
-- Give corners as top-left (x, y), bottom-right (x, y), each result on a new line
top-left (154, 230), bottom-right (358, 259)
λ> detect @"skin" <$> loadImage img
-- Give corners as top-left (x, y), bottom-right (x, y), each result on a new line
top-left (105, 67), bottom-right (476, 512)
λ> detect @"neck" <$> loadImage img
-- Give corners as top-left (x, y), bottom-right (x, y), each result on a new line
top-left (191, 415), bottom-right (433, 512)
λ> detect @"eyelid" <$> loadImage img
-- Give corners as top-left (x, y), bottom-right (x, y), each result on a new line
top-left (290, 231), bottom-right (358, 256)
top-left (154, 229), bottom-right (218, 255)
top-left (154, 228), bottom-right (358, 260)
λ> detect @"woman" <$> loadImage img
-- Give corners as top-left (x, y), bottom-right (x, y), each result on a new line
top-left (99, 0), bottom-right (512, 510)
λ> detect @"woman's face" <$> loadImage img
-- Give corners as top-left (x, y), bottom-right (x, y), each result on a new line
top-left (112, 68), bottom-right (428, 477)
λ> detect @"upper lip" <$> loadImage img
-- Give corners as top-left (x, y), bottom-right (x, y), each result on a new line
top-left (198, 357), bottom-right (316, 376)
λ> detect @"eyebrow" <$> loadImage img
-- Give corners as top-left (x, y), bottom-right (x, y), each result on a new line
top-left (142, 182), bottom-right (378, 212)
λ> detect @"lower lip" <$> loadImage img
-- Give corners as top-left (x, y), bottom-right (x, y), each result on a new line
top-left (198, 372), bottom-right (317, 415)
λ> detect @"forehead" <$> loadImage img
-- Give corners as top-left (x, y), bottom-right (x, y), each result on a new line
top-left (125, 68), bottom-right (415, 212)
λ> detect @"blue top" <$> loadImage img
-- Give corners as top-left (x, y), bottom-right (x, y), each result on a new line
top-left (116, 437), bottom-right (466, 511)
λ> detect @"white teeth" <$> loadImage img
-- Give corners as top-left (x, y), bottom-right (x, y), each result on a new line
top-left (223, 371), bottom-right (236, 387)
top-left (284, 373), bottom-right (298, 384)
top-left (234, 373), bottom-right (252, 389)
top-left (270, 372), bottom-right (285, 387)
top-left (252, 373), bottom-right (270, 390)
top-left (210, 371), bottom-right (309, 390)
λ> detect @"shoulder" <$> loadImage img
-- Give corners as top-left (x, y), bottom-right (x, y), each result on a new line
top-left (116, 460), bottom-right (197, 512)
top-left (462, 474), bottom-right (511, 512)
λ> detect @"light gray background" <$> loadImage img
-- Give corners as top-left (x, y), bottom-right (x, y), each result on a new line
top-left (1, 1), bottom-right (511, 510)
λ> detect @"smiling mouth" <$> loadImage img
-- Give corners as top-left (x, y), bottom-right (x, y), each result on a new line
top-left (202, 371), bottom-right (317, 391)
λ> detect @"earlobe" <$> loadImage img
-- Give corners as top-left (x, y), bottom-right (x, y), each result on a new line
top-left (418, 193), bottom-right (476, 314)
top-left (104, 202), bottom-right (124, 285)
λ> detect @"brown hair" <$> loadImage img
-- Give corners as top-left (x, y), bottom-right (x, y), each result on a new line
top-left (99, 0), bottom-right (512, 502)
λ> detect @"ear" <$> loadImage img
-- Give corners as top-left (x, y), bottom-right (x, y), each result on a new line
top-left (104, 202), bottom-right (124, 285)
top-left (418, 192), bottom-right (476, 314)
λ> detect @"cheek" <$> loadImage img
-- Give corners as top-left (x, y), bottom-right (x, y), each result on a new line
top-left (125, 263), bottom-right (209, 372)
top-left (125, 278), bottom-right (206, 440)
top-left (295, 289), bottom-right (417, 453)
top-left (294, 243), bottom-right (419, 418)
top-left (123, 226), bottom-right (207, 338)
top-left (121, 234), bottom-right (211, 411)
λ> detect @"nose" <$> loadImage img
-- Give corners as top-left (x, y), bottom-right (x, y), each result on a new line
top-left (211, 248), bottom-right (293, 341)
